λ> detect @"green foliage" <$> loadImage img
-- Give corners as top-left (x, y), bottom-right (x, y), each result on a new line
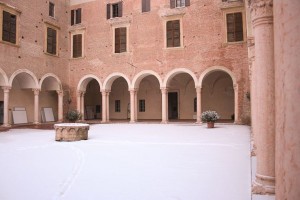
top-left (201, 110), bottom-right (220, 122)
top-left (66, 110), bottom-right (81, 122)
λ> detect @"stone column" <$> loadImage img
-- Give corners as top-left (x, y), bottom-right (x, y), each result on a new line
top-left (106, 91), bottom-right (110, 122)
top-left (101, 90), bottom-right (107, 123)
top-left (233, 84), bottom-right (240, 124)
top-left (77, 91), bottom-right (81, 113)
top-left (129, 89), bottom-right (136, 123)
top-left (196, 87), bottom-right (202, 124)
top-left (250, 0), bottom-right (275, 194)
top-left (80, 91), bottom-right (85, 120)
top-left (161, 87), bottom-right (168, 123)
top-left (56, 90), bottom-right (63, 122)
top-left (134, 90), bottom-right (138, 120)
top-left (33, 89), bottom-right (40, 124)
top-left (2, 86), bottom-right (11, 127)
top-left (274, 0), bottom-right (300, 199)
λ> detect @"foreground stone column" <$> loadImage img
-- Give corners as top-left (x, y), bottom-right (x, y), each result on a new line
top-left (101, 90), bottom-right (107, 123)
top-left (161, 87), bottom-right (168, 123)
top-left (196, 87), bottom-right (202, 124)
top-left (76, 91), bottom-right (81, 114)
top-left (250, 0), bottom-right (275, 194)
top-left (80, 91), bottom-right (85, 120)
top-left (33, 89), bottom-right (40, 124)
top-left (233, 84), bottom-right (240, 124)
top-left (274, 0), bottom-right (300, 199)
top-left (106, 91), bottom-right (110, 122)
top-left (57, 90), bottom-right (64, 122)
top-left (129, 89), bottom-right (136, 123)
top-left (2, 86), bottom-right (11, 127)
top-left (134, 90), bottom-right (138, 120)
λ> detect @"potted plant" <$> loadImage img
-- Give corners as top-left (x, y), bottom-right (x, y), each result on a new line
top-left (201, 110), bottom-right (220, 128)
top-left (65, 110), bottom-right (82, 123)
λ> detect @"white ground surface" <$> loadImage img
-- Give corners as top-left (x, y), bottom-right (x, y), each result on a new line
top-left (0, 124), bottom-right (252, 200)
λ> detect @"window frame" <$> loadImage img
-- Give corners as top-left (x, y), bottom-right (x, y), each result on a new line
top-left (112, 23), bottom-right (130, 54)
top-left (223, 8), bottom-right (246, 44)
top-left (49, 2), bottom-right (55, 18)
top-left (115, 100), bottom-right (121, 112)
top-left (107, 2), bottom-right (123, 19)
top-left (141, 0), bottom-right (151, 13)
top-left (71, 8), bottom-right (82, 26)
top-left (163, 15), bottom-right (184, 49)
top-left (139, 99), bottom-right (146, 112)
top-left (0, 4), bottom-right (20, 46)
top-left (170, 0), bottom-right (190, 8)
top-left (70, 28), bottom-right (85, 59)
top-left (44, 22), bottom-right (59, 56)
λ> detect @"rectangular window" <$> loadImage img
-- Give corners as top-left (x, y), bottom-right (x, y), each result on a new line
top-left (107, 2), bottom-right (123, 19)
top-left (139, 100), bottom-right (146, 112)
top-left (73, 34), bottom-right (82, 58)
top-left (71, 8), bottom-right (82, 25)
top-left (170, 0), bottom-right (190, 8)
top-left (166, 20), bottom-right (180, 48)
top-left (46, 27), bottom-right (57, 55)
top-left (194, 98), bottom-right (197, 112)
top-left (142, 0), bottom-right (150, 12)
top-left (115, 27), bottom-right (127, 53)
top-left (226, 12), bottom-right (243, 42)
top-left (49, 2), bottom-right (55, 17)
top-left (115, 100), bottom-right (121, 112)
top-left (2, 11), bottom-right (16, 44)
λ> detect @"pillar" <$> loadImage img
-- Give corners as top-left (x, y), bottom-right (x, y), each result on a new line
top-left (134, 90), bottom-right (138, 120)
top-left (77, 91), bottom-right (81, 113)
top-left (129, 89), bottom-right (136, 123)
top-left (101, 90), bottom-right (107, 123)
top-left (250, 0), bottom-right (275, 194)
top-left (106, 91), bottom-right (110, 122)
top-left (233, 84), bottom-right (240, 124)
top-left (2, 86), bottom-right (11, 127)
top-left (274, 0), bottom-right (300, 199)
top-left (161, 87), bottom-right (168, 123)
top-left (196, 87), bottom-right (202, 124)
top-left (33, 89), bottom-right (40, 125)
top-left (57, 90), bottom-right (63, 122)
top-left (80, 91), bottom-right (85, 121)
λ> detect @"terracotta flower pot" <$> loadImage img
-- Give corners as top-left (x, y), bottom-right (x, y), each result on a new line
top-left (207, 122), bottom-right (215, 128)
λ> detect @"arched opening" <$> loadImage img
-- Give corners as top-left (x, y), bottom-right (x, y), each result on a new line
top-left (84, 79), bottom-right (102, 121)
top-left (166, 73), bottom-right (196, 121)
top-left (40, 75), bottom-right (62, 123)
top-left (201, 71), bottom-right (234, 122)
top-left (9, 71), bottom-right (39, 124)
top-left (109, 77), bottom-right (130, 121)
top-left (137, 75), bottom-right (162, 122)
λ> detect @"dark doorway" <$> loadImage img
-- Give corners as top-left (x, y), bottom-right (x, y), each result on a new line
top-left (168, 92), bottom-right (178, 119)
top-left (0, 101), bottom-right (3, 124)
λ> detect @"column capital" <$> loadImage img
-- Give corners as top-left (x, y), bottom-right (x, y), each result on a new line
top-left (160, 87), bottom-right (168, 93)
top-left (249, 0), bottom-right (273, 27)
top-left (101, 89), bottom-right (111, 94)
top-left (196, 87), bottom-right (202, 93)
top-left (56, 90), bottom-right (64, 96)
top-left (2, 86), bottom-right (11, 92)
top-left (32, 88), bottom-right (40, 95)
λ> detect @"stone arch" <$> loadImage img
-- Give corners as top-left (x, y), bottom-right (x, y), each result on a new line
top-left (131, 70), bottom-right (163, 89)
top-left (103, 72), bottom-right (130, 90)
top-left (77, 74), bottom-right (102, 92)
top-left (163, 68), bottom-right (198, 88)
top-left (39, 73), bottom-right (62, 91)
top-left (9, 69), bottom-right (39, 89)
top-left (199, 66), bottom-right (237, 87)
top-left (0, 68), bottom-right (9, 86)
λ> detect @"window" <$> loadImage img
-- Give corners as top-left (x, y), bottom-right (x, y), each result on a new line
top-left (2, 11), bottom-right (16, 44)
top-left (71, 8), bottom-right (82, 25)
top-left (170, 0), bottom-right (190, 8)
top-left (194, 98), bottom-right (197, 112)
top-left (107, 2), bottom-right (123, 19)
top-left (226, 12), bottom-right (243, 42)
top-left (49, 2), bottom-right (55, 17)
top-left (115, 100), bottom-right (121, 112)
top-left (139, 100), bottom-right (145, 112)
top-left (115, 27), bottom-right (127, 53)
top-left (166, 20), bottom-right (180, 48)
top-left (142, 0), bottom-right (150, 12)
top-left (72, 34), bottom-right (82, 58)
top-left (46, 27), bottom-right (57, 55)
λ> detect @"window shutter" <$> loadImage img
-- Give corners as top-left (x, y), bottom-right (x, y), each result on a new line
top-left (142, 0), bottom-right (146, 12)
top-left (118, 2), bottom-right (123, 17)
top-left (170, 0), bottom-right (175, 8)
top-left (185, 0), bottom-right (190, 7)
top-left (53, 29), bottom-right (57, 54)
top-left (173, 20), bottom-right (180, 47)
top-left (73, 34), bottom-right (82, 58)
top-left (71, 10), bottom-right (74, 25)
top-left (115, 28), bottom-right (120, 53)
top-left (226, 13), bottom-right (234, 42)
top-left (76, 8), bottom-right (82, 24)
top-left (120, 27), bottom-right (126, 52)
top-left (10, 14), bottom-right (16, 44)
top-left (106, 4), bottom-right (111, 19)
top-left (235, 12), bottom-right (243, 41)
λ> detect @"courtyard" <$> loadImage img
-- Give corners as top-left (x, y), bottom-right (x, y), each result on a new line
top-left (0, 124), bottom-right (251, 200)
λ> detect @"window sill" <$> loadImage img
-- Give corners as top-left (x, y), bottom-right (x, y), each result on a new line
top-left (44, 52), bottom-right (59, 57)
top-left (70, 56), bottom-right (85, 60)
top-left (0, 40), bottom-right (20, 48)
top-left (222, 41), bottom-right (246, 47)
top-left (112, 51), bottom-right (130, 56)
top-left (163, 46), bottom-right (185, 51)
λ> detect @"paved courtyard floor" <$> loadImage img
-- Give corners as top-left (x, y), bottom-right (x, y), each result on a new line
top-left (0, 124), bottom-right (252, 200)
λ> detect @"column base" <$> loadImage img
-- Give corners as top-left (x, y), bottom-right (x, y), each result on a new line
top-left (252, 174), bottom-right (275, 195)
top-left (161, 120), bottom-right (168, 124)
top-left (33, 122), bottom-right (40, 125)
top-left (195, 121), bottom-right (203, 125)
top-left (1, 123), bottom-right (11, 127)
top-left (130, 120), bottom-right (136, 123)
